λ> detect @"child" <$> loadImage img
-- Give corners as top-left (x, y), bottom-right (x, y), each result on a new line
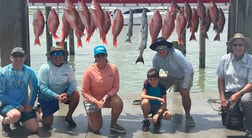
top-left (141, 68), bottom-right (172, 133)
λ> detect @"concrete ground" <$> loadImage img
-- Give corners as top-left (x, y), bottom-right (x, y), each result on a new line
top-left (0, 92), bottom-right (247, 138)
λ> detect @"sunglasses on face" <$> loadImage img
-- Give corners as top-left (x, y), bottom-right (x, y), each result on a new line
top-left (232, 43), bottom-right (244, 47)
top-left (51, 51), bottom-right (64, 57)
top-left (155, 46), bottom-right (167, 51)
top-left (12, 53), bottom-right (24, 58)
top-left (95, 53), bottom-right (106, 58)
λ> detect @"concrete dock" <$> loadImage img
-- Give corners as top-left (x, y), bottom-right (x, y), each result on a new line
top-left (1, 92), bottom-right (246, 138)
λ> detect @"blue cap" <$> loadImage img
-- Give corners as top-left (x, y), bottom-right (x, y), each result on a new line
top-left (94, 45), bottom-right (107, 56)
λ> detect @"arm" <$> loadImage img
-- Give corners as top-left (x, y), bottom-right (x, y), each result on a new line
top-left (81, 68), bottom-right (99, 105)
top-left (38, 64), bottom-right (58, 99)
top-left (230, 83), bottom-right (252, 103)
top-left (141, 89), bottom-right (164, 103)
top-left (65, 65), bottom-right (77, 96)
top-left (27, 69), bottom-right (39, 107)
top-left (218, 77), bottom-right (228, 108)
top-left (153, 95), bottom-right (167, 123)
top-left (106, 65), bottom-right (119, 97)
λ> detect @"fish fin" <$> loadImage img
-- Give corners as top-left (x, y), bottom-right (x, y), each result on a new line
top-left (34, 38), bottom-right (41, 46)
top-left (178, 38), bottom-right (184, 45)
top-left (135, 56), bottom-right (144, 64)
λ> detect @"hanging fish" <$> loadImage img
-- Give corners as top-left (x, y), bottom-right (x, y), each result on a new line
top-left (33, 9), bottom-right (45, 46)
top-left (47, 9), bottom-right (59, 40)
top-left (112, 9), bottom-right (124, 47)
top-left (149, 10), bottom-right (162, 44)
top-left (125, 8), bottom-right (133, 43)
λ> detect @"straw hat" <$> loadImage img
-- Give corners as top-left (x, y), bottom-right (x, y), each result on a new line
top-left (227, 33), bottom-right (252, 49)
top-left (149, 37), bottom-right (173, 51)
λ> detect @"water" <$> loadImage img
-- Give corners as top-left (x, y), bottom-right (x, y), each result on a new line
top-left (29, 8), bottom-right (228, 94)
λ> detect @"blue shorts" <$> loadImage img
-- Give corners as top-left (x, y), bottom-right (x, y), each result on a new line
top-left (38, 99), bottom-right (59, 118)
top-left (0, 105), bottom-right (37, 122)
top-left (150, 104), bottom-right (161, 116)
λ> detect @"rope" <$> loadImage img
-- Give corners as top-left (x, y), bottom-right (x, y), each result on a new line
top-left (207, 98), bottom-right (222, 113)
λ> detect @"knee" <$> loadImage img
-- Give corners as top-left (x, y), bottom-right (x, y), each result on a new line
top-left (111, 96), bottom-right (123, 108)
top-left (141, 99), bottom-right (149, 107)
top-left (70, 91), bottom-right (80, 101)
top-left (30, 125), bottom-right (39, 133)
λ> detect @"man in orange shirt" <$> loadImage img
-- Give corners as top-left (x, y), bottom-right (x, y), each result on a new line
top-left (81, 45), bottom-right (126, 134)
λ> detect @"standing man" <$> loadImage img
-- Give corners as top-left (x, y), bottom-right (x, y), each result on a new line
top-left (150, 37), bottom-right (195, 127)
top-left (0, 47), bottom-right (39, 136)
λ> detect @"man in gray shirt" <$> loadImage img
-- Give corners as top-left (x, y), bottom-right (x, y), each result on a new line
top-left (150, 37), bottom-right (195, 127)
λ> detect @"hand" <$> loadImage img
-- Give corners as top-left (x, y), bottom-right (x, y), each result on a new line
top-left (220, 98), bottom-right (228, 110)
top-left (18, 105), bottom-right (25, 112)
top-left (229, 92), bottom-right (241, 103)
top-left (158, 98), bottom-right (165, 104)
top-left (152, 114), bottom-right (159, 124)
top-left (57, 93), bottom-right (69, 103)
top-left (24, 105), bottom-right (32, 113)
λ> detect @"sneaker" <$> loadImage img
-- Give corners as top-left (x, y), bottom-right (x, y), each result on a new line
top-left (2, 120), bottom-right (11, 137)
top-left (65, 117), bottom-right (76, 128)
top-left (110, 124), bottom-right (126, 134)
top-left (153, 119), bottom-right (161, 133)
top-left (142, 119), bottom-right (150, 131)
top-left (246, 131), bottom-right (252, 138)
top-left (186, 116), bottom-right (195, 127)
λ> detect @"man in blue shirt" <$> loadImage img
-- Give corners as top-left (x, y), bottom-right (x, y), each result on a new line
top-left (0, 47), bottom-right (39, 137)
top-left (150, 37), bottom-right (195, 127)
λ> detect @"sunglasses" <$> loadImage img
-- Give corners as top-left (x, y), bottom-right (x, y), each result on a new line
top-left (51, 51), bottom-right (64, 57)
top-left (232, 43), bottom-right (244, 47)
top-left (12, 54), bottom-right (24, 58)
top-left (95, 53), bottom-right (106, 58)
top-left (155, 46), bottom-right (167, 51)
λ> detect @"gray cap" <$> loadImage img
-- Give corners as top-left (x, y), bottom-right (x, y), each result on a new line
top-left (11, 47), bottom-right (25, 55)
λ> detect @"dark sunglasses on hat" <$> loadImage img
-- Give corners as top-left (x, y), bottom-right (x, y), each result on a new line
top-left (12, 53), bottom-right (25, 58)
top-left (51, 51), bottom-right (64, 57)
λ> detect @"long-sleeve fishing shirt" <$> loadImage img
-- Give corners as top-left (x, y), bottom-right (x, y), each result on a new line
top-left (152, 47), bottom-right (194, 89)
top-left (81, 63), bottom-right (119, 101)
top-left (38, 61), bottom-right (77, 101)
top-left (0, 64), bottom-right (38, 108)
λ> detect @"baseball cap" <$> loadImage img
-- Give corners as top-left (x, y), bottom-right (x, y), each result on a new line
top-left (11, 47), bottom-right (25, 55)
top-left (94, 45), bottom-right (107, 56)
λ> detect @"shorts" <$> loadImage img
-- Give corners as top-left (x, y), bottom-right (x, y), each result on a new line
top-left (159, 72), bottom-right (193, 90)
top-left (38, 99), bottom-right (59, 118)
top-left (0, 105), bottom-right (37, 122)
top-left (83, 101), bottom-right (100, 113)
top-left (150, 104), bottom-right (161, 116)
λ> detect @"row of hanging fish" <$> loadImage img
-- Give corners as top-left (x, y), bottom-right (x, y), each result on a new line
top-left (134, 0), bottom-right (225, 64)
top-left (32, 0), bottom-right (124, 48)
top-left (148, 0), bottom-right (225, 45)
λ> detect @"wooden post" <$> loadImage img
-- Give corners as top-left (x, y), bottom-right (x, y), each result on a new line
top-left (228, 0), bottom-right (252, 54)
top-left (69, 29), bottom-right (75, 55)
top-left (199, 21), bottom-right (206, 68)
top-left (45, 6), bottom-right (53, 55)
top-left (0, 0), bottom-right (30, 66)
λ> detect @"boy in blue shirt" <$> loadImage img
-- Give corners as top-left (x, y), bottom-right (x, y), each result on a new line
top-left (141, 68), bottom-right (171, 133)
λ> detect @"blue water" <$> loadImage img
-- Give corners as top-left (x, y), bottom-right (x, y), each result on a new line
top-left (29, 8), bottom-right (228, 94)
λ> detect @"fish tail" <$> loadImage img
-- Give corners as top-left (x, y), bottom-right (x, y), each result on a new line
top-left (178, 37), bottom-right (184, 45)
top-left (125, 38), bottom-right (131, 43)
top-left (102, 39), bottom-right (107, 45)
top-left (53, 34), bottom-right (60, 40)
top-left (135, 56), bottom-right (144, 64)
top-left (77, 40), bottom-right (82, 48)
top-left (60, 40), bottom-right (65, 48)
top-left (34, 38), bottom-right (41, 46)
top-left (86, 36), bottom-right (91, 43)
top-left (189, 33), bottom-right (196, 41)
top-left (214, 33), bottom-right (220, 41)
top-left (113, 38), bottom-right (117, 48)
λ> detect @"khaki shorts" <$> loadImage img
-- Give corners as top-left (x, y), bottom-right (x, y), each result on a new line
top-left (159, 72), bottom-right (193, 91)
